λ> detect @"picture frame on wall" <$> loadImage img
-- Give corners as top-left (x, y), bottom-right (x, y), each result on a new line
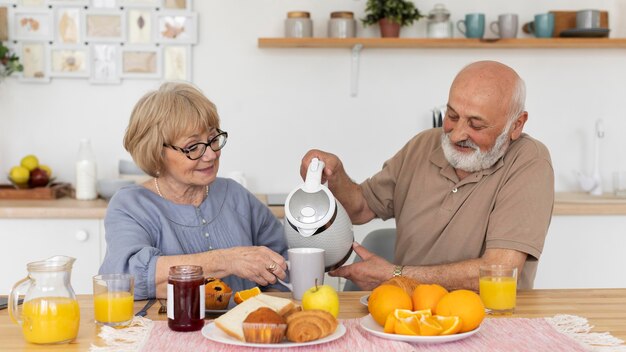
top-left (163, 44), bottom-right (190, 81)
top-left (47, 0), bottom-right (89, 6)
top-left (54, 7), bottom-right (81, 44)
top-left (118, 0), bottom-right (159, 8)
top-left (120, 45), bottom-right (160, 78)
top-left (155, 11), bottom-right (196, 44)
top-left (83, 10), bottom-right (126, 43)
top-left (163, 0), bottom-right (192, 11)
top-left (10, 8), bottom-right (53, 41)
top-left (90, 0), bottom-right (116, 8)
top-left (89, 43), bottom-right (121, 84)
top-left (16, 41), bottom-right (51, 82)
top-left (18, 0), bottom-right (47, 7)
top-left (127, 8), bottom-right (151, 44)
top-left (49, 45), bottom-right (89, 77)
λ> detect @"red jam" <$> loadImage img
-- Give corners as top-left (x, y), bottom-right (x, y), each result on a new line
top-left (167, 265), bottom-right (205, 332)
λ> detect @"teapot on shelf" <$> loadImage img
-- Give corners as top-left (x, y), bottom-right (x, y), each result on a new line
top-left (9, 255), bottom-right (80, 345)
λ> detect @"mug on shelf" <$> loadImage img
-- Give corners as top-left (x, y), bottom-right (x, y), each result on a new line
top-left (490, 14), bottom-right (519, 38)
top-left (457, 13), bottom-right (485, 38)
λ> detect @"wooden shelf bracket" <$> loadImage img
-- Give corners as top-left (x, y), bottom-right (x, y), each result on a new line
top-left (351, 44), bottom-right (363, 97)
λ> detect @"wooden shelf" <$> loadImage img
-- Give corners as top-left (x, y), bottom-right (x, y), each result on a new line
top-left (258, 37), bottom-right (626, 49)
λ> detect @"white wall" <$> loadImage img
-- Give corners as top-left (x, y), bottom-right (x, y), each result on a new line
top-left (2, 0), bottom-right (626, 195)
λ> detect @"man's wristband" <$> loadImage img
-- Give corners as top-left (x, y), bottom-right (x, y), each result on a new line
top-left (393, 265), bottom-right (405, 278)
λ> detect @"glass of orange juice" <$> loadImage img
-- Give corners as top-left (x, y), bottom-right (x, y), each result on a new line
top-left (479, 265), bottom-right (517, 315)
top-left (93, 274), bottom-right (135, 326)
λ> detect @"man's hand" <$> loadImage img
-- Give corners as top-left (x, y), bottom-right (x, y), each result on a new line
top-left (329, 242), bottom-right (394, 290)
top-left (300, 149), bottom-right (345, 186)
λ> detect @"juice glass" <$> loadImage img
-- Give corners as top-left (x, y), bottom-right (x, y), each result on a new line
top-left (479, 265), bottom-right (517, 315)
top-left (93, 274), bottom-right (135, 326)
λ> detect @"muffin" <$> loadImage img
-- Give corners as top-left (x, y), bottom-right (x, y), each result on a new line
top-left (205, 277), bottom-right (233, 310)
top-left (242, 307), bottom-right (287, 344)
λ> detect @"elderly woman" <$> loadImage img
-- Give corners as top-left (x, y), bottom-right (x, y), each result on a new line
top-left (99, 82), bottom-right (288, 300)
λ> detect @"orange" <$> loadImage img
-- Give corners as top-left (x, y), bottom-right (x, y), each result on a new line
top-left (434, 315), bottom-right (462, 335)
top-left (418, 315), bottom-right (443, 336)
top-left (412, 284), bottom-right (449, 313)
top-left (368, 284), bottom-right (413, 326)
top-left (394, 308), bottom-right (431, 320)
top-left (435, 290), bottom-right (485, 333)
top-left (383, 312), bottom-right (396, 333)
top-left (233, 286), bottom-right (261, 304)
top-left (394, 316), bottom-right (420, 335)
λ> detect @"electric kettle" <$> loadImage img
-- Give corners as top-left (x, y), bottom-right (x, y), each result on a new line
top-left (284, 158), bottom-right (354, 271)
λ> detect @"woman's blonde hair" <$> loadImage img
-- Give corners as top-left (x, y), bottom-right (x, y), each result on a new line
top-left (124, 82), bottom-right (220, 177)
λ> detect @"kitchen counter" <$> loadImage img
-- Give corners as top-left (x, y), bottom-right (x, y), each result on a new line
top-left (0, 192), bottom-right (624, 219)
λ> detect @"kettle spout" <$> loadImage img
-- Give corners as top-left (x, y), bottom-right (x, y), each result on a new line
top-left (297, 227), bottom-right (318, 237)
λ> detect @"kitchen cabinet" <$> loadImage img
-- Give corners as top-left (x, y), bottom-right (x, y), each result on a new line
top-left (0, 219), bottom-right (103, 294)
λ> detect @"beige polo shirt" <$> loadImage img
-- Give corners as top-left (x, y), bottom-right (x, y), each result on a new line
top-left (361, 128), bottom-right (554, 289)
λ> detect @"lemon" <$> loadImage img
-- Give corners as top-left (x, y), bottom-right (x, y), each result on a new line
top-left (9, 166), bottom-right (30, 184)
top-left (20, 155), bottom-right (39, 171)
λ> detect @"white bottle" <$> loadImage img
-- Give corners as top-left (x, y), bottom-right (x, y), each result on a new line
top-left (75, 138), bottom-right (97, 200)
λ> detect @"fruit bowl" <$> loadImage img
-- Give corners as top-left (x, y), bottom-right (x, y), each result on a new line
top-left (7, 177), bottom-right (56, 190)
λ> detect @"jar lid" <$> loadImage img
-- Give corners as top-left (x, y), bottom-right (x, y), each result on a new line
top-left (330, 11), bottom-right (354, 19)
top-left (428, 4), bottom-right (450, 21)
top-left (287, 11), bottom-right (310, 18)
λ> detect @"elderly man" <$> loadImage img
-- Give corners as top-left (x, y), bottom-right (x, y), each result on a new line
top-left (299, 61), bottom-right (554, 291)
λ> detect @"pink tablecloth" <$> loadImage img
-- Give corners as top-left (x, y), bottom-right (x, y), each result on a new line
top-left (138, 317), bottom-right (598, 352)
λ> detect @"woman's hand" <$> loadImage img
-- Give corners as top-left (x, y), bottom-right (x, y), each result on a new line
top-left (223, 246), bottom-right (287, 286)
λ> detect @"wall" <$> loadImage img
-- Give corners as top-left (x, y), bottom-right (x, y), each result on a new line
top-left (1, 0), bottom-right (625, 194)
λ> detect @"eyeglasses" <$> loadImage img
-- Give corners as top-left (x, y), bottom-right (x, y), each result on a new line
top-left (163, 129), bottom-right (228, 160)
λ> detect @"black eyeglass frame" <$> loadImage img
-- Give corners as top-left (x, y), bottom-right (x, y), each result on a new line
top-left (163, 129), bottom-right (228, 160)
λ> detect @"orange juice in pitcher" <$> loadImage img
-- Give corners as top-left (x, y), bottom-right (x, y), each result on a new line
top-left (9, 256), bottom-right (80, 344)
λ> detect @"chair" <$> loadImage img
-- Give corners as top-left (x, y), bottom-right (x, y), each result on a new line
top-left (343, 228), bottom-right (397, 291)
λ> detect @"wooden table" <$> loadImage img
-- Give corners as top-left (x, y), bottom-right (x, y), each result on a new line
top-left (2, 289), bottom-right (625, 351)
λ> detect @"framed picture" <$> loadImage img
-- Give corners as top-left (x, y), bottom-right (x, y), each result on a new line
top-left (90, 0), bottom-right (116, 8)
top-left (83, 10), bottom-right (126, 42)
top-left (46, 0), bottom-right (89, 6)
top-left (55, 7), bottom-right (81, 44)
top-left (10, 8), bottom-right (53, 41)
top-left (118, 0), bottom-right (159, 8)
top-left (0, 6), bottom-right (8, 41)
top-left (49, 45), bottom-right (89, 77)
top-left (163, 45), bottom-right (190, 81)
top-left (16, 41), bottom-right (51, 82)
top-left (89, 43), bottom-right (120, 83)
top-left (19, 0), bottom-right (47, 6)
top-left (155, 11), bottom-right (196, 44)
top-left (127, 8), bottom-right (151, 44)
top-left (121, 45), bottom-right (160, 78)
top-left (163, 0), bottom-right (191, 11)
top-left (0, 0), bottom-right (16, 4)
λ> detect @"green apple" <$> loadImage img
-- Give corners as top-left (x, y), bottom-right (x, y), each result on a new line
top-left (301, 279), bottom-right (339, 318)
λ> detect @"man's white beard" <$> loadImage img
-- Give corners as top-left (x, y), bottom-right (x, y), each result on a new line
top-left (441, 126), bottom-right (512, 173)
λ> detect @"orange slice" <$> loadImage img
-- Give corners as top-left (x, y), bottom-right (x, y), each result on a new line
top-left (394, 316), bottom-right (420, 335)
top-left (233, 286), bottom-right (261, 304)
top-left (383, 312), bottom-right (396, 333)
top-left (394, 308), bottom-right (432, 320)
top-left (435, 315), bottom-right (462, 335)
top-left (418, 315), bottom-right (443, 336)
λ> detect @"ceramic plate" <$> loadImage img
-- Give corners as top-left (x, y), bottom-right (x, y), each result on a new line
top-left (559, 28), bottom-right (610, 38)
top-left (360, 314), bottom-right (480, 344)
top-left (360, 294), bottom-right (369, 307)
top-left (202, 322), bottom-right (346, 348)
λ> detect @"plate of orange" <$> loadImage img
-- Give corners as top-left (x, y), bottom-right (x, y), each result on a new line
top-left (359, 314), bottom-right (480, 343)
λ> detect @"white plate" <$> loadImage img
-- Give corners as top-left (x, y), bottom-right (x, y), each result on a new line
top-left (359, 314), bottom-right (481, 344)
top-left (360, 294), bottom-right (369, 307)
top-left (202, 322), bottom-right (346, 348)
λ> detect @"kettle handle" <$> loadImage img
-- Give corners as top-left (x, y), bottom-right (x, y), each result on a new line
top-left (9, 276), bottom-right (30, 325)
top-left (303, 158), bottom-right (325, 193)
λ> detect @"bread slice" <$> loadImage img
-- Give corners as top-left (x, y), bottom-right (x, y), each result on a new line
top-left (214, 294), bottom-right (295, 341)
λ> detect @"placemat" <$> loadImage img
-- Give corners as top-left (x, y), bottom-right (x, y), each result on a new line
top-left (91, 315), bottom-right (626, 352)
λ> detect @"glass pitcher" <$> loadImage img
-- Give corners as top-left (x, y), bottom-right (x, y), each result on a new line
top-left (9, 256), bottom-right (80, 344)
top-left (427, 4), bottom-right (453, 38)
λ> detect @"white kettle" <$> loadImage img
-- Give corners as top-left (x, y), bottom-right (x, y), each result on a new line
top-left (284, 158), bottom-right (354, 271)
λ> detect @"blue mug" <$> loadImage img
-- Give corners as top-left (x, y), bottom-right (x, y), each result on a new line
top-left (457, 13), bottom-right (485, 38)
top-left (530, 13), bottom-right (554, 38)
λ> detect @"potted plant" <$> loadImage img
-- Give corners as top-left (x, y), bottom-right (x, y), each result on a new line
top-left (0, 42), bottom-right (23, 81)
top-left (362, 0), bottom-right (424, 38)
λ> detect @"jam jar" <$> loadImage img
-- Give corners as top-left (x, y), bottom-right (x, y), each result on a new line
top-left (285, 11), bottom-right (313, 38)
top-left (328, 11), bottom-right (356, 38)
top-left (167, 265), bottom-right (205, 332)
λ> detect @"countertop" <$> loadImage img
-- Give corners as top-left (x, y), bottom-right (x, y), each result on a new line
top-left (0, 192), bottom-right (624, 219)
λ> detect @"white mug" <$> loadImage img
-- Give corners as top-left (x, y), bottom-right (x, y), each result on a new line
top-left (490, 14), bottom-right (518, 38)
top-left (277, 248), bottom-right (325, 300)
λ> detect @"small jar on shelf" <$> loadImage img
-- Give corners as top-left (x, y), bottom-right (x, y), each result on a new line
top-left (426, 4), bottom-right (453, 38)
top-left (328, 11), bottom-right (356, 38)
top-left (285, 11), bottom-right (313, 38)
